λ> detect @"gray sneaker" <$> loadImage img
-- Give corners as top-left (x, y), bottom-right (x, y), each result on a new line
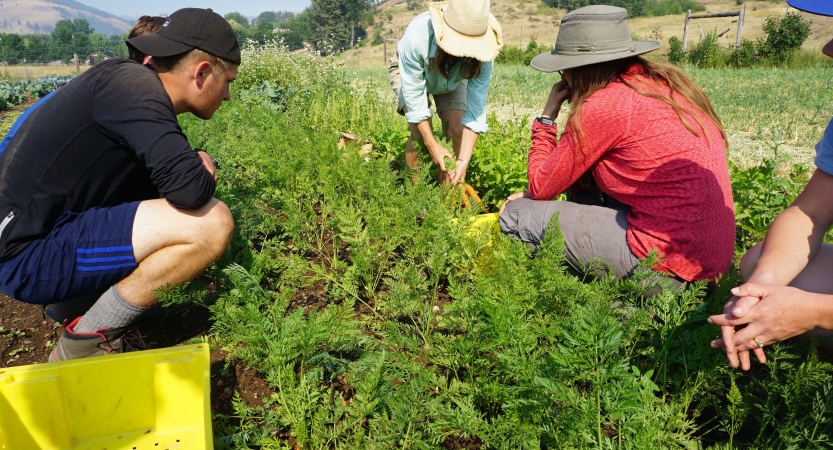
top-left (48, 317), bottom-right (127, 362)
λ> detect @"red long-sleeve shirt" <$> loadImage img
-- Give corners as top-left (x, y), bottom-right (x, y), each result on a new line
top-left (528, 65), bottom-right (735, 282)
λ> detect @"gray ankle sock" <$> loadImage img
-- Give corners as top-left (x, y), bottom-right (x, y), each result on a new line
top-left (74, 285), bottom-right (148, 332)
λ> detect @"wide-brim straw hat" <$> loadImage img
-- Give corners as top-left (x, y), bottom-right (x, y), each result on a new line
top-left (787, 0), bottom-right (833, 16)
top-left (428, 0), bottom-right (503, 62)
top-left (531, 5), bottom-right (659, 73)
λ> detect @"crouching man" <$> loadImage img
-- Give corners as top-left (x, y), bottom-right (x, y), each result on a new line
top-left (0, 8), bottom-right (239, 361)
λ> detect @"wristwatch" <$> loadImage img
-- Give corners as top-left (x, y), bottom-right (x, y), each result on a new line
top-left (196, 148), bottom-right (220, 169)
top-left (535, 116), bottom-right (555, 126)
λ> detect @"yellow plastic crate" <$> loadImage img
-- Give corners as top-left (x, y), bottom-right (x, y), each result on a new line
top-left (0, 343), bottom-right (212, 450)
top-left (461, 213), bottom-right (501, 275)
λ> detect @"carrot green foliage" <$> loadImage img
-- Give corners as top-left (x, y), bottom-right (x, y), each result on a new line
top-left (166, 42), bottom-right (833, 448)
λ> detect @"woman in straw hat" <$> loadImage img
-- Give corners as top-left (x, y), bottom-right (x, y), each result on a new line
top-left (389, 0), bottom-right (502, 184)
top-left (709, 0), bottom-right (833, 371)
top-left (499, 5), bottom-right (735, 290)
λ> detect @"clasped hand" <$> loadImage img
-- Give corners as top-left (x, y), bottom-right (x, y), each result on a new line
top-left (708, 283), bottom-right (819, 370)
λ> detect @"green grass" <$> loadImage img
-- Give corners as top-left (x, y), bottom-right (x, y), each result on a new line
top-left (0, 110), bottom-right (22, 137)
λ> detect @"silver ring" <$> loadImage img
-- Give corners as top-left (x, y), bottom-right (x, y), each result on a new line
top-left (753, 337), bottom-right (765, 348)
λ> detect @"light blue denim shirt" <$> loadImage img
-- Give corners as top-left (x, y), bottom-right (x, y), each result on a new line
top-left (397, 12), bottom-right (493, 134)
top-left (815, 117), bottom-right (833, 176)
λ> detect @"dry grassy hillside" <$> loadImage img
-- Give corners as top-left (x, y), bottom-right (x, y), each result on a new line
top-left (0, 0), bottom-right (131, 36)
top-left (341, 0), bottom-right (833, 67)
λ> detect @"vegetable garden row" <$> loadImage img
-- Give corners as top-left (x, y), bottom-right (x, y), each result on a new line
top-left (0, 75), bottom-right (73, 110)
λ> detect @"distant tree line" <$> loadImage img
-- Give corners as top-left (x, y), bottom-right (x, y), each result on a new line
top-left (541, 0), bottom-right (705, 17)
top-left (0, 0), bottom-right (388, 65)
top-left (225, 0), bottom-right (384, 54)
top-left (0, 18), bottom-right (128, 65)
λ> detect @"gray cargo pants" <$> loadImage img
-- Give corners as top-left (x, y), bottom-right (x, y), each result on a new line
top-left (500, 197), bottom-right (685, 295)
top-left (500, 198), bottom-right (640, 280)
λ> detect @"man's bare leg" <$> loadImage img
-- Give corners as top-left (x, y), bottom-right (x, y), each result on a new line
top-left (51, 198), bottom-right (234, 360)
top-left (73, 198), bottom-right (233, 330)
top-left (121, 197), bottom-right (234, 307)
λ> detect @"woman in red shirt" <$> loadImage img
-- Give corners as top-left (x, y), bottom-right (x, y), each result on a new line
top-left (499, 5), bottom-right (735, 287)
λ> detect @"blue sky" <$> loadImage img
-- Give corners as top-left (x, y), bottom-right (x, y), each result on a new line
top-left (80, 1), bottom-right (312, 20)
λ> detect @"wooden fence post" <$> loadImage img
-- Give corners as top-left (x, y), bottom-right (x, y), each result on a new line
top-left (684, 10), bottom-right (744, 50)
top-left (736, 6), bottom-right (745, 49)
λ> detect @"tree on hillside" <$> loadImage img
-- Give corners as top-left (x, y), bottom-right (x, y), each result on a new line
top-left (282, 11), bottom-right (314, 51)
top-left (50, 19), bottom-right (95, 63)
top-left (540, 0), bottom-right (640, 15)
top-left (88, 32), bottom-right (109, 55)
top-left (72, 18), bottom-right (93, 35)
top-left (229, 20), bottom-right (248, 44)
top-left (308, 0), bottom-right (371, 52)
top-left (253, 11), bottom-right (295, 27)
top-left (25, 34), bottom-right (48, 63)
top-left (224, 12), bottom-right (250, 28)
top-left (51, 20), bottom-right (75, 63)
top-left (541, 0), bottom-right (707, 17)
top-left (0, 33), bottom-right (25, 64)
top-left (109, 32), bottom-right (129, 58)
top-left (406, 0), bottom-right (424, 10)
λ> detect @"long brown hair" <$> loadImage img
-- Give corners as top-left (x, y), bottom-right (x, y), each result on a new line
top-left (433, 46), bottom-right (483, 80)
top-left (567, 56), bottom-right (727, 152)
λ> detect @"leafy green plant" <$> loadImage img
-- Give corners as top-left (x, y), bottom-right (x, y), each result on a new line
top-left (729, 38), bottom-right (758, 68)
top-left (466, 116), bottom-right (530, 209)
top-left (756, 13), bottom-right (812, 66)
top-left (496, 41), bottom-right (543, 66)
top-left (667, 36), bottom-right (685, 65)
top-left (720, 377), bottom-right (748, 447)
top-left (0, 74), bottom-right (72, 110)
top-left (688, 31), bottom-right (722, 68)
top-left (731, 155), bottom-right (809, 250)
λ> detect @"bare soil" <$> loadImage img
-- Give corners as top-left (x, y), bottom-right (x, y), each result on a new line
top-left (442, 434), bottom-right (484, 449)
top-left (0, 294), bottom-right (58, 367)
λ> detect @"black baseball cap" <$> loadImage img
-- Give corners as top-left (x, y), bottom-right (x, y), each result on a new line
top-left (126, 8), bottom-right (241, 64)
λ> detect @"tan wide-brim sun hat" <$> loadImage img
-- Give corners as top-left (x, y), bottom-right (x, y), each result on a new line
top-left (428, 0), bottom-right (503, 63)
top-left (531, 5), bottom-right (660, 72)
